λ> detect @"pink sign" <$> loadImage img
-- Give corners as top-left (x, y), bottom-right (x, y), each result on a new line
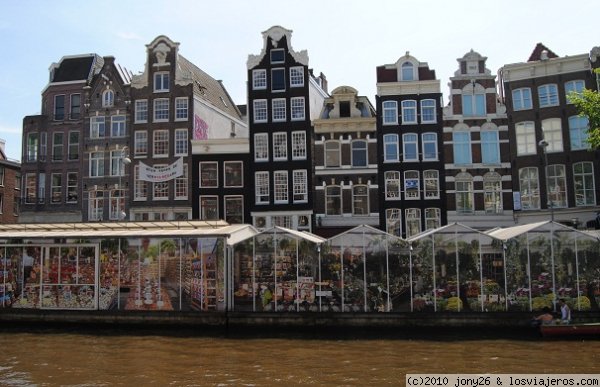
top-left (193, 115), bottom-right (209, 140)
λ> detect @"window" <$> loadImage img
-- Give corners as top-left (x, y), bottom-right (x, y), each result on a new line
top-left (272, 99), bottom-right (286, 121)
top-left (484, 172), bottom-right (502, 214)
top-left (199, 196), bottom-right (219, 220)
top-left (519, 167), bottom-right (540, 210)
top-left (135, 100), bottom-right (148, 123)
top-left (70, 94), bottom-right (81, 119)
top-left (15, 173), bottom-right (21, 191)
top-left (39, 132), bottom-right (47, 161)
top-left (424, 170), bottom-right (439, 199)
top-left (134, 165), bottom-right (148, 201)
top-left (174, 129), bottom-right (188, 156)
top-left (291, 97), bottom-right (305, 120)
top-left (90, 152), bottom-right (104, 177)
top-left (175, 97), bottom-right (188, 120)
top-left (401, 100), bottom-right (417, 124)
top-left (273, 216), bottom-right (292, 228)
top-left (291, 131), bottom-right (306, 160)
top-left (515, 122), bottom-right (536, 155)
top-left (326, 186), bottom-right (342, 215)
top-left (453, 132), bottom-right (471, 165)
top-left (154, 72), bottom-right (170, 92)
top-left (175, 164), bottom-right (188, 200)
top-left (254, 133), bottom-right (268, 161)
top-left (290, 66), bottom-right (304, 87)
top-left (405, 209), bottom-right (421, 238)
top-left (569, 115), bottom-right (589, 150)
top-left (255, 171), bottom-right (270, 204)
top-left (224, 161), bottom-right (243, 187)
top-left (51, 173), bottom-right (61, 203)
top-left (565, 80), bottom-right (585, 103)
top-left (67, 172), bottom-right (78, 203)
top-left (403, 133), bottom-right (418, 161)
top-left (153, 165), bottom-right (168, 200)
top-left (24, 174), bottom-right (36, 204)
top-left (293, 170), bottom-right (308, 203)
top-left (253, 99), bottom-right (267, 123)
top-left (0, 168), bottom-right (4, 186)
top-left (135, 131), bottom-right (148, 156)
top-left (225, 196), bottom-right (244, 224)
top-left (421, 99), bottom-right (436, 123)
top-left (253, 69), bottom-right (267, 90)
top-left (547, 164), bottom-right (567, 208)
top-left (538, 84), bottom-right (558, 107)
top-left (401, 62), bottom-right (414, 81)
top-left (108, 188), bottom-right (125, 220)
top-left (27, 133), bottom-right (38, 162)
top-left (512, 88), bottom-right (532, 111)
top-left (39, 173), bottom-right (46, 203)
top-left (111, 115), bottom-right (126, 137)
top-left (153, 130), bottom-right (169, 157)
top-left (404, 170), bottom-right (420, 199)
top-left (383, 134), bottom-right (399, 162)
top-left (110, 151), bottom-right (123, 176)
top-left (89, 191), bottom-right (104, 221)
top-left (325, 140), bottom-right (340, 167)
top-left (271, 68), bottom-right (285, 91)
top-left (385, 171), bottom-right (401, 199)
top-left (91, 116), bottom-right (106, 138)
top-left (462, 93), bottom-right (486, 116)
top-left (481, 130), bottom-right (500, 164)
top-left (351, 140), bottom-right (367, 167)
top-left (200, 162), bottom-right (218, 188)
top-left (153, 98), bottom-right (169, 122)
top-left (456, 173), bottom-right (474, 214)
top-left (102, 90), bottom-right (114, 107)
top-left (382, 101), bottom-right (398, 125)
top-left (541, 118), bottom-right (563, 152)
top-left (353, 185), bottom-right (369, 215)
top-left (573, 162), bottom-right (595, 206)
top-left (339, 101), bottom-right (350, 117)
top-left (68, 131), bottom-right (79, 161)
top-left (422, 133), bottom-right (437, 161)
top-left (386, 209), bottom-right (402, 237)
top-left (425, 208), bottom-right (441, 230)
top-left (54, 95), bottom-right (65, 120)
top-left (274, 171), bottom-right (288, 203)
top-left (273, 132), bottom-right (287, 161)
top-left (52, 132), bottom-right (63, 162)
top-left (270, 49), bottom-right (285, 63)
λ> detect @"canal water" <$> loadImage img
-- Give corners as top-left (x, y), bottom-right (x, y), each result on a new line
top-left (0, 332), bottom-right (598, 386)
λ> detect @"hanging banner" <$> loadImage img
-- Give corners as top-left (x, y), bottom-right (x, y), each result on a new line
top-left (139, 158), bottom-right (184, 182)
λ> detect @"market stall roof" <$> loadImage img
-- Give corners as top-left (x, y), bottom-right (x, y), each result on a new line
top-left (254, 226), bottom-right (327, 244)
top-left (0, 221), bottom-right (258, 246)
top-left (484, 220), bottom-right (585, 241)
top-left (406, 222), bottom-right (485, 243)
top-left (327, 224), bottom-right (403, 241)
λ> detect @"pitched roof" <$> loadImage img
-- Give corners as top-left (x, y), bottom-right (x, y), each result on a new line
top-left (527, 43), bottom-right (559, 62)
top-left (51, 54), bottom-right (103, 83)
top-left (177, 55), bottom-right (242, 120)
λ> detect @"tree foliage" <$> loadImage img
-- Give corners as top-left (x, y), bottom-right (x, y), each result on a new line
top-left (568, 69), bottom-right (600, 149)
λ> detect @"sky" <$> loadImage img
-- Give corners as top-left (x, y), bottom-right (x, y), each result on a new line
top-left (1, 0), bottom-right (598, 161)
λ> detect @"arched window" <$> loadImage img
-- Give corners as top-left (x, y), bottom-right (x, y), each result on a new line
top-left (325, 186), bottom-right (342, 215)
top-left (102, 90), bottom-right (114, 107)
top-left (483, 172), bottom-right (502, 214)
top-left (455, 172), bottom-right (474, 214)
top-left (401, 62), bottom-right (414, 81)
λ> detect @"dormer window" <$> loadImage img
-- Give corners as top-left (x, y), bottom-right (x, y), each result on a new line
top-left (102, 90), bottom-right (114, 108)
top-left (401, 62), bottom-right (415, 81)
top-left (339, 101), bottom-right (350, 117)
top-left (270, 49), bottom-right (285, 64)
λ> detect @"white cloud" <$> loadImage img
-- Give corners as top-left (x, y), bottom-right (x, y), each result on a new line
top-left (116, 31), bottom-right (143, 41)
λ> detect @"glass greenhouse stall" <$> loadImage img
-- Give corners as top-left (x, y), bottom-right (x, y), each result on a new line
top-left (0, 222), bottom-right (257, 312)
top-left (407, 223), bottom-right (503, 312)
top-left (487, 221), bottom-right (600, 312)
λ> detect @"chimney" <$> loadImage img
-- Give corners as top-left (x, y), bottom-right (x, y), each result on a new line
top-left (319, 72), bottom-right (328, 93)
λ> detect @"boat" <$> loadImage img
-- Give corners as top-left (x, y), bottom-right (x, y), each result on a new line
top-left (539, 322), bottom-right (600, 337)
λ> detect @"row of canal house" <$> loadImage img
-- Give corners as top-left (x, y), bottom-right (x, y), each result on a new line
top-left (18, 26), bottom-right (600, 239)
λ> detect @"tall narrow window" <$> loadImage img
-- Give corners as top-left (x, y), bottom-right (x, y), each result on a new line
top-left (224, 161), bottom-right (243, 187)
top-left (174, 165), bottom-right (188, 200)
top-left (271, 68), bottom-right (285, 91)
top-left (225, 196), bottom-right (244, 224)
top-left (174, 129), bottom-right (188, 156)
top-left (153, 165), bottom-right (168, 200)
top-left (272, 132), bottom-right (287, 161)
top-left (199, 196), bottom-right (219, 220)
top-left (154, 72), bottom-right (170, 92)
top-left (252, 69), bottom-right (267, 90)
top-left (134, 165), bottom-right (148, 201)
top-left (27, 133), bottom-right (38, 162)
top-left (272, 99), bottom-right (286, 122)
top-left (401, 100), bottom-right (417, 124)
top-left (569, 115), bottom-right (589, 150)
top-left (326, 186), bottom-right (342, 215)
top-left (90, 116), bottom-right (106, 138)
top-left (51, 173), bottom-right (62, 203)
top-left (383, 134), bottom-right (398, 162)
top-left (405, 208), bottom-right (421, 238)
top-left (401, 62), bottom-right (414, 81)
top-left (385, 171), bottom-right (401, 199)
top-left (135, 131), bottom-right (148, 156)
top-left (153, 99), bottom-right (169, 122)
top-left (541, 118), bottom-right (563, 152)
top-left (67, 172), bottom-right (78, 203)
top-left (453, 132), bottom-right (471, 164)
top-left (382, 101), bottom-right (398, 125)
top-left (89, 190), bottom-right (104, 221)
top-left (68, 131), bottom-right (79, 161)
top-left (519, 167), bottom-right (540, 210)
top-left (455, 173), bottom-right (474, 214)
top-left (90, 152), bottom-right (104, 177)
top-left (54, 95), bottom-right (65, 120)
top-left (352, 185), bottom-right (369, 215)
top-left (254, 133), bottom-right (268, 161)
top-left (462, 83), bottom-right (486, 116)
top-left (199, 162), bottom-right (218, 188)
top-left (135, 100), bottom-right (148, 123)
top-left (481, 130), bottom-right (500, 164)
top-left (573, 162), bottom-right (595, 206)
top-left (255, 171), bottom-right (270, 204)
top-left (153, 130), bottom-right (169, 157)
top-left (52, 132), bottom-right (63, 162)
top-left (422, 133), bottom-right (437, 161)
top-left (291, 131), bottom-right (306, 160)
top-left (351, 140), bottom-right (367, 167)
top-left (274, 171), bottom-right (288, 203)
top-left (290, 66), bottom-right (304, 87)
top-left (515, 122), bottom-right (536, 155)
top-left (483, 172), bottom-right (502, 214)
top-left (404, 170), bottom-right (420, 199)
top-left (253, 99), bottom-right (267, 123)
top-left (420, 99), bottom-right (436, 123)
top-left (424, 170), bottom-right (439, 199)
top-left (102, 90), bottom-right (114, 107)
top-left (403, 133), bottom-right (418, 161)
top-left (547, 164), bottom-right (567, 208)
top-left (70, 94), bottom-right (81, 119)
top-left (425, 208), bottom-right (441, 230)
top-left (386, 209), bottom-right (402, 237)
top-left (111, 115), bottom-right (126, 137)
top-left (293, 170), bottom-right (308, 203)
top-left (325, 140), bottom-right (340, 167)
top-left (565, 80), bottom-right (585, 103)
top-left (291, 97), bottom-right (305, 120)
top-left (175, 97), bottom-right (189, 121)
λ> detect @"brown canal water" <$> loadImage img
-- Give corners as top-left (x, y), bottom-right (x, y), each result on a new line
top-left (0, 332), bottom-right (598, 386)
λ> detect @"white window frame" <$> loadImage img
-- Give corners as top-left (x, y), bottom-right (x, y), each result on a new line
top-left (383, 134), bottom-right (399, 162)
top-left (174, 128), bottom-right (188, 156)
top-left (90, 116), bottom-right (106, 139)
top-left (547, 164), bottom-right (567, 208)
top-left (224, 161), bottom-right (243, 188)
top-left (293, 169), bottom-right (308, 203)
top-left (404, 170), bottom-right (420, 200)
top-left (102, 90), bottom-right (114, 107)
top-left (386, 208), bottom-right (402, 237)
top-left (88, 190), bottom-right (104, 221)
top-left (424, 170), bottom-right (440, 199)
top-left (135, 100), bottom-right (148, 123)
top-left (401, 61), bottom-right (415, 81)
top-left (154, 72), bottom-right (170, 92)
top-left (153, 98), bottom-right (169, 122)
top-left (175, 97), bottom-right (189, 121)
top-left (291, 97), bottom-right (305, 121)
top-left (134, 130), bottom-right (148, 156)
top-left (516, 122), bottom-right (536, 155)
top-left (519, 167), bottom-right (540, 210)
top-left (253, 99), bottom-right (268, 123)
top-left (111, 115), bottom-right (126, 137)
top-left (51, 173), bottom-right (62, 204)
top-left (274, 170), bottom-right (288, 204)
top-left (382, 101), bottom-right (398, 125)
top-left (272, 98), bottom-right (286, 122)
top-left (134, 165), bottom-right (148, 201)
top-left (541, 118), bottom-right (563, 152)
top-left (66, 172), bottom-right (78, 203)
top-left (255, 171), bottom-right (270, 205)
top-left (225, 196), bottom-right (244, 224)
top-left (401, 100), bottom-right (417, 124)
top-left (89, 151), bottom-right (104, 178)
top-left (199, 195), bottom-right (219, 220)
top-left (352, 185), bottom-right (369, 216)
top-left (538, 84), bottom-right (559, 107)
top-left (153, 130), bottom-right (169, 158)
top-left (421, 132), bottom-right (437, 161)
top-left (455, 175), bottom-right (474, 214)
top-left (254, 133), bottom-right (269, 161)
top-left (512, 88), bottom-right (532, 111)
top-left (199, 162), bottom-right (218, 188)
top-left (252, 69), bottom-right (267, 90)
top-left (425, 208), bottom-right (441, 230)
top-left (291, 131), bottom-right (306, 160)
top-left (324, 140), bottom-right (340, 167)
top-left (153, 164), bottom-right (169, 200)
top-left (270, 48), bottom-right (285, 64)
top-left (272, 132), bottom-right (287, 161)
top-left (483, 173), bottom-right (503, 214)
top-left (569, 115), bottom-right (589, 150)
top-left (174, 164), bottom-right (188, 200)
top-left (405, 208), bottom-right (421, 238)
top-left (290, 66), bottom-right (304, 87)
top-left (52, 132), bottom-right (63, 162)
top-left (403, 133), bottom-right (418, 162)
top-left (565, 80), bottom-right (585, 104)
top-left (420, 99), bottom-right (436, 123)
top-left (271, 68), bottom-right (286, 92)
top-left (326, 185), bottom-right (342, 215)
top-left (385, 171), bottom-right (401, 200)
top-left (573, 162), bottom-right (595, 206)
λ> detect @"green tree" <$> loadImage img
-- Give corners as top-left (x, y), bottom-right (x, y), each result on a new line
top-left (568, 69), bottom-right (600, 149)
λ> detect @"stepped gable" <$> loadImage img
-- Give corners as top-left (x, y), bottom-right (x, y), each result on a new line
top-left (177, 54), bottom-right (242, 120)
top-left (527, 43), bottom-right (559, 62)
